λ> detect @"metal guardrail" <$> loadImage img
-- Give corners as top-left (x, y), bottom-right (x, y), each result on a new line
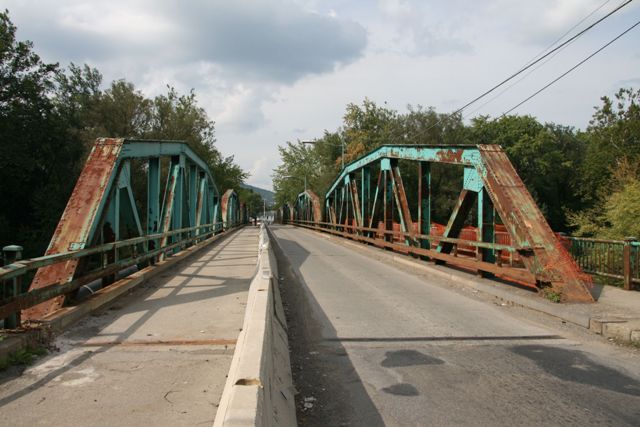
top-left (0, 222), bottom-right (232, 326)
top-left (287, 219), bottom-right (538, 286)
top-left (287, 219), bottom-right (639, 292)
top-left (566, 236), bottom-right (638, 290)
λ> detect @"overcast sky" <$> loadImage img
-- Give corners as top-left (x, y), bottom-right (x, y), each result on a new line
top-left (4, 0), bottom-right (639, 190)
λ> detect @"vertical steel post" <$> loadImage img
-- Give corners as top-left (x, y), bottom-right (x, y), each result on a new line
top-left (623, 237), bottom-right (637, 290)
top-left (2, 245), bottom-right (23, 328)
top-left (148, 157), bottom-right (160, 252)
top-left (362, 167), bottom-right (371, 230)
top-left (172, 159), bottom-right (185, 248)
top-left (477, 188), bottom-right (496, 275)
top-left (418, 162), bottom-right (431, 251)
top-left (159, 157), bottom-right (180, 260)
top-left (189, 164), bottom-right (197, 236)
top-left (195, 173), bottom-right (206, 238)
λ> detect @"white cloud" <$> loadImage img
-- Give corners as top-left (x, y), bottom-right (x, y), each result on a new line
top-left (3, 0), bottom-right (639, 193)
top-left (216, 85), bottom-right (271, 134)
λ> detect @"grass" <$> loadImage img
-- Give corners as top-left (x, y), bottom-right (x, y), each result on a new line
top-left (541, 287), bottom-right (562, 303)
top-left (0, 345), bottom-right (47, 371)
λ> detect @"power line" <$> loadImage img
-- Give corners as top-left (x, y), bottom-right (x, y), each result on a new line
top-left (414, 0), bottom-right (633, 138)
top-left (464, 0), bottom-right (613, 118)
top-left (521, 0), bottom-right (612, 69)
top-left (453, 0), bottom-right (632, 115)
top-left (502, 18), bottom-right (640, 116)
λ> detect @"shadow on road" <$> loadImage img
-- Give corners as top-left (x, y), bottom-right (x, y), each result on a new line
top-left (269, 226), bottom-right (386, 427)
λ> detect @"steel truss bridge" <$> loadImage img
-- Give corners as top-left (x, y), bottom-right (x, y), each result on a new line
top-left (0, 138), bottom-right (249, 327)
top-left (284, 144), bottom-right (594, 303)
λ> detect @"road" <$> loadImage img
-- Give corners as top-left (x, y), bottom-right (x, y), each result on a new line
top-left (0, 228), bottom-right (259, 427)
top-left (269, 225), bottom-right (640, 426)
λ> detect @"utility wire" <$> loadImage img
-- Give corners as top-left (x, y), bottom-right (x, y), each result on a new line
top-left (520, 0), bottom-right (612, 69)
top-left (502, 18), bottom-right (640, 115)
top-left (415, 0), bottom-right (633, 137)
top-left (464, 0), bottom-right (613, 118)
top-left (453, 0), bottom-right (632, 115)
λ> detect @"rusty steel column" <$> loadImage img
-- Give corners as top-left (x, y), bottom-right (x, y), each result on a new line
top-left (418, 161), bottom-right (431, 252)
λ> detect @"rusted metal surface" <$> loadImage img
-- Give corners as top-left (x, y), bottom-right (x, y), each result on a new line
top-left (477, 145), bottom-right (593, 302)
top-left (221, 189), bottom-right (239, 229)
top-left (297, 144), bottom-right (594, 302)
top-left (289, 219), bottom-right (537, 284)
top-left (3, 137), bottom-right (253, 327)
top-left (25, 138), bottom-right (125, 320)
top-left (295, 189), bottom-right (322, 224)
top-left (435, 148), bottom-right (464, 164)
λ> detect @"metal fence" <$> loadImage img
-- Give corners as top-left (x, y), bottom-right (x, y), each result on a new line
top-left (566, 237), bottom-right (639, 290)
top-left (0, 222), bottom-right (232, 329)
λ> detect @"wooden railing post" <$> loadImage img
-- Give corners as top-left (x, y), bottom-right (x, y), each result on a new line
top-left (623, 237), bottom-right (637, 290)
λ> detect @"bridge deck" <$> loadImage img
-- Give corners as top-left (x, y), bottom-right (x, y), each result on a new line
top-left (0, 227), bottom-right (259, 427)
top-left (271, 225), bottom-right (640, 426)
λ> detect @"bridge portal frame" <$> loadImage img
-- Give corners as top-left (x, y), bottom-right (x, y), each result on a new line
top-left (22, 138), bottom-right (226, 319)
top-left (292, 144), bottom-right (593, 303)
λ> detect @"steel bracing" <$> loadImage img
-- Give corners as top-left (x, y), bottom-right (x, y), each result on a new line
top-left (290, 144), bottom-right (594, 303)
top-left (17, 137), bottom-right (241, 319)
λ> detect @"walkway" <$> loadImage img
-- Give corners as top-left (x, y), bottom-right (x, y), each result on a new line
top-left (0, 227), bottom-right (260, 427)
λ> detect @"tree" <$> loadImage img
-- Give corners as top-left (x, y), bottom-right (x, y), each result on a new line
top-left (0, 12), bottom-right (250, 256)
top-left (341, 99), bottom-right (400, 162)
top-left (569, 158), bottom-right (640, 238)
top-left (238, 188), bottom-right (264, 219)
top-left (470, 115), bottom-right (585, 230)
top-left (0, 10), bottom-right (87, 256)
top-left (272, 141), bottom-right (321, 207)
top-left (581, 88), bottom-right (640, 203)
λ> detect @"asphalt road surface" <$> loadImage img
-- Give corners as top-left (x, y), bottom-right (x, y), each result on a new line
top-left (269, 225), bottom-right (640, 427)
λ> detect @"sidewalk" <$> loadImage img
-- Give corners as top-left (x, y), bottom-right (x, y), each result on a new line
top-left (0, 226), bottom-right (260, 427)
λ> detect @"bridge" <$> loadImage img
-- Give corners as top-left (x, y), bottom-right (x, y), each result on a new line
top-left (1, 138), bottom-right (640, 426)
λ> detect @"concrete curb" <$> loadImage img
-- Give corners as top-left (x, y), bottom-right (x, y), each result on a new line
top-left (0, 228), bottom-right (243, 363)
top-left (214, 225), bottom-right (296, 427)
top-left (295, 226), bottom-right (640, 345)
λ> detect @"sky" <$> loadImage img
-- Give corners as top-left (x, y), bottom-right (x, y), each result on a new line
top-left (4, 0), bottom-right (639, 190)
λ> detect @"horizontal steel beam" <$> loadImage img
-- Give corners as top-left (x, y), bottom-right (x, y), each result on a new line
top-left (326, 145), bottom-right (482, 195)
top-left (0, 222), bottom-right (223, 282)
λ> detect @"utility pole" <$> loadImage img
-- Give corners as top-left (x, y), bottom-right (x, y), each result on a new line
top-left (302, 139), bottom-right (345, 171)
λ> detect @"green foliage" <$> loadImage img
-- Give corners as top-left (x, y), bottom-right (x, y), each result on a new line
top-left (604, 178), bottom-right (640, 239)
top-left (569, 159), bottom-right (640, 239)
top-left (0, 345), bottom-right (47, 371)
top-left (273, 140), bottom-right (323, 206)
top-left (0, 12), bottom-right (249, 257)
top-left (541, 287), bottom-right (562, 303)
top-left (238, 188), bottom-right (264, 218)
top-left (581, 88), bottom-right (640, 202)
top-left (0, 10), bottom-right (86, 256)
top-left (274, 91), bottom-right (638, 238)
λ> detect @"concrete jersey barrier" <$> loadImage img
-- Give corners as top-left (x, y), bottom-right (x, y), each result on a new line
top-left (214, 225), bottom-right (296, 427)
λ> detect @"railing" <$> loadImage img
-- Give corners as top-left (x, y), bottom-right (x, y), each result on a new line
top-left (286, 219), bottom-right (537, 287)
top-left (286, 219), bottom-right (639, 292)
top-left (566, 236), bottom-right (639, 290)
top-left (0, 222), bottom-right (232, 327)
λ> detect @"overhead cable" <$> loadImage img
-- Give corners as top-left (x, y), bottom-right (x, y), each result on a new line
top-left (501, 18), bottom-right (640, 115)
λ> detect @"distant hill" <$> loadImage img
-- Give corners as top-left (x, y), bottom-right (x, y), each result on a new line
top-left (240, 183), bottom-right (275, 205)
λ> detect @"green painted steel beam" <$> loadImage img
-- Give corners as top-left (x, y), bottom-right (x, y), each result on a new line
top-left (326, 145), bottom-right (481, 197)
